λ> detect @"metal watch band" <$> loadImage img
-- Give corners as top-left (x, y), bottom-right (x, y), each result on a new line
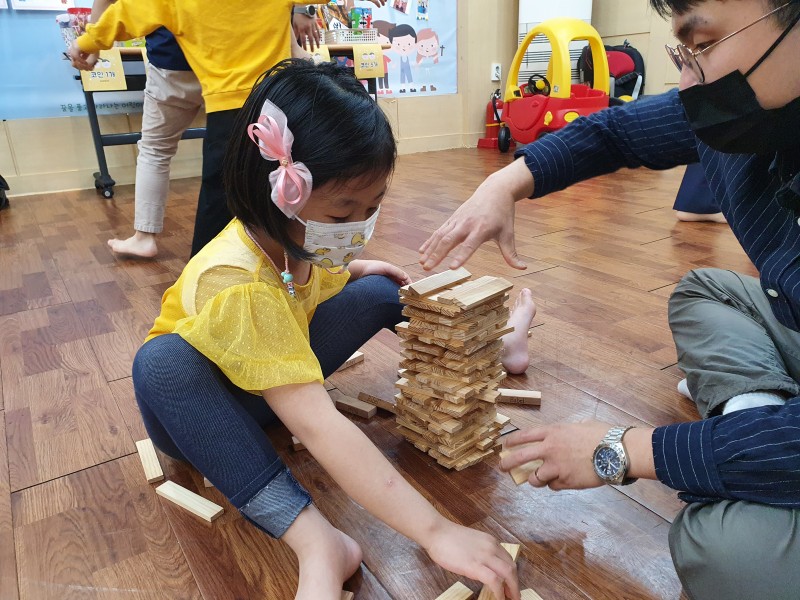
top-left (292, 5), bottom-right (316, 16)
top-left (605, 425), bottom-right (633, 445)
top-left (610, 425), bottom-right (636, 485)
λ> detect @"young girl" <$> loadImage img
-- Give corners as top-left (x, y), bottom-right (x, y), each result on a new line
top-left (133, 60), bottom-right (522, 600)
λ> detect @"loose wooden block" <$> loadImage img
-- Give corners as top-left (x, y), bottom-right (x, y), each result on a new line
top-left (155, 480), bottom-right (224, 522)
top-left (336, 351), bottom-right (364, 371)
top-left (404, 266), bottom-right (472, 297)
top-left (500, 542), bottom-right (521, 562)
top-left (357, 391), bottom-right (397, 414)
top-left (499, 449), bottom-right (543, 486)
top-left (135, 438), bottom-right (164, 483)
top-left (497, 388), bottom-right (542, 406)
top-left (341, 592), bottom-right (354, 600)
top-left (435, 581), bottom-right (474, 600)
top-left (291, 436), bottom-right (306, 451)
top-left (203, 477), bottom-right (214, 488)
top-left (521, 590), bottom-right (544, 600)
top-left (330, 389), bottom-right (377, 419)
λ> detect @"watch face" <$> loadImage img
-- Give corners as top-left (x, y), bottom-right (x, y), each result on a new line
top-left (594, 446), bottom-right (622, 479)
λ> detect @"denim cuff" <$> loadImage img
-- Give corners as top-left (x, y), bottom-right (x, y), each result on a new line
top-left (240, 468), bottom-right (312, 538)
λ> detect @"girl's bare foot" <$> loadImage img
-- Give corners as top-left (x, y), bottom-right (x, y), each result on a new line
top-left (675, 211), bottom-right (727, 223)
top-left (501, 288), bottom-right (536, 375)
top-left (283, 505), bottom-right (363, 600)
top-left (108, 230), bottom-right (158, 258)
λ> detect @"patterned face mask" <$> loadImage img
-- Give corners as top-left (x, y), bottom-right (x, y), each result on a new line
top-left (296, 207), bottom-right (381, 270)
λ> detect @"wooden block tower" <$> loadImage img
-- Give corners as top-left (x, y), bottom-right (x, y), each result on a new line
top-left (395, 268), bottom-right (514, 470)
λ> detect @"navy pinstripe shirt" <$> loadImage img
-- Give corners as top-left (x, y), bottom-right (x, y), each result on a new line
top-left (516, 89), bottom-right (800, 507)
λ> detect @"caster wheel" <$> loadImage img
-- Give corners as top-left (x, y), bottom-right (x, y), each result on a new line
top-left (497, 126), bottom-right (512, 153)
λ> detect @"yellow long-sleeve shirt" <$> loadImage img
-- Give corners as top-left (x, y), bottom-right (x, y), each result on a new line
top-left (77, 1), bottom-right (316, 113)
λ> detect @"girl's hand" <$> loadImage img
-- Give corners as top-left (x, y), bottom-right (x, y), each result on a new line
top-left (348, 259), bottom-right (412, 286)
top-left (424, 521), bottom-right (520, 600)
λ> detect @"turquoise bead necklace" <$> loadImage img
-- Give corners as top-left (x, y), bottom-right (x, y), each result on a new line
top-left (244, 227), bottom-right (296, 298)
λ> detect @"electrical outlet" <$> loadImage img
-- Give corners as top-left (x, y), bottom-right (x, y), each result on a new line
top-left (491, 63), bottom-right (502, 82)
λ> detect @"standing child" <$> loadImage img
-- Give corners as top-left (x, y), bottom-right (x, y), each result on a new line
top-left (133, 60), bottom-right (521, 600)
top-left (70, 1), bottom-right (386, 257)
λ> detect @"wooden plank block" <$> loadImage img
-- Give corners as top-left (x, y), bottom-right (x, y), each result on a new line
top-left (520, 590), bottom-right (544, 600)
top-left (291, 436), bottom-right (306, 451)
top-left (203, 477), bottom-right (214, 488)
top-left (500, 543), bottom-right (521, 562)
top-left (494, 413), bottom-right (511, 428)
top-left (403, 267), bottom-right (472, 297)
top-left (497, 388), bottom-right (542, 406)
top-left (135, 438), bottom-right (164, 483)
top-left (330, 389), bottom-right (377, 419)
top-left (438, 276), bottom-right (513, 310)
top-left (435, 581), bottom-right (474, 599)
top-left (336, 351), bottom-right (364, 371)
top-left (155, 480), bottom-right (224, 522)
top-left (357, 391), bottom-right (397, 414)
top-left (499, 449), bottom-right (543, 486)
top-left (341, 592), bottom-right (354, 600)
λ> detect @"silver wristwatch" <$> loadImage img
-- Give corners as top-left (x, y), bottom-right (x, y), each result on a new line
top-left (592, 426), bottom-right (638, 485)
top-left (292, 5), bottom-right (317, 17)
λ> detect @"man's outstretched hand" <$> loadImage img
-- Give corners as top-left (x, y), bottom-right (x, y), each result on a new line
top-left (419, 158), bottom-right (534, 271)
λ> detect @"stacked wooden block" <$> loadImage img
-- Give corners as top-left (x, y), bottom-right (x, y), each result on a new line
top-left (394, 268), bottom-right (513, 470)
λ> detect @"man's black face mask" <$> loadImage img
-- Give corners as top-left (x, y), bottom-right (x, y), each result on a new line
top-left (680, 11), bottom-right (800, 155)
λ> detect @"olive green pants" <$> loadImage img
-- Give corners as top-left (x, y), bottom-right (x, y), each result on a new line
top-left (668, 269), bottom-right (800, 599)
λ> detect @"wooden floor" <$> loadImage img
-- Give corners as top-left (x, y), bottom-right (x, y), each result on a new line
top-left (0, 148), bottom-right (758, 600)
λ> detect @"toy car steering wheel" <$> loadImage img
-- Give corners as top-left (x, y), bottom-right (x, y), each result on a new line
top-left (526, 74), bottom-right (552, 96)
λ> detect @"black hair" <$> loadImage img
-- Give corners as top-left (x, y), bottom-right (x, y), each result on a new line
top-left (388, 23), bottom-right (417, 42)
top-left (225, 59), bottom-right (396, 260)
top-left (650, 0), bottom-right (800, 26)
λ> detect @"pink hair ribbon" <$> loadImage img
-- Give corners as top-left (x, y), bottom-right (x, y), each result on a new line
top-left (246, 99), bottom-right (313, 219)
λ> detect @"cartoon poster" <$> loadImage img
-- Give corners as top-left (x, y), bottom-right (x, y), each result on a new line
top-left (369, 0), bottom-right (456, 97)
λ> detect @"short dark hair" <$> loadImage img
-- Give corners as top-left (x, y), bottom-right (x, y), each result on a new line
top-left (650, 0), bottom-right (800, 26)
top-left (389, 23), bottom-right (417, 42)
top-left (225, 59), bottom-right (396, 260)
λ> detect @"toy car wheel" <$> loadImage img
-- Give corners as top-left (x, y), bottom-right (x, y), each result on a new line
top-left (498, 127), bottom-right (512, 153)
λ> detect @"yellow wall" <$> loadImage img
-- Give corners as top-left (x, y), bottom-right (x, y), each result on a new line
top-left (592, 0), bottom-right (680, 95)
top-left (3, 0), bottom-right (519, 198)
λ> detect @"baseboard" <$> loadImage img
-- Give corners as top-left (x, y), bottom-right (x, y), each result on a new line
top-left (6, 157), bottom-right (203, 198)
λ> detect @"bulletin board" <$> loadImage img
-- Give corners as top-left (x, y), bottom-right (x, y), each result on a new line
top-left (369, 0), bottom-right (457, 98)
top-left (0, 5), bottom-right (143, 120)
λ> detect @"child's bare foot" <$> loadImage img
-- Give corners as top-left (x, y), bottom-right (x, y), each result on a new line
top-left (675, 211), bottom-right (727, 223)
top-left (107, 230), bottom-right (158, 258)
top-left (284, 505), bottom-right (363, 600)
top-left (502, 288), bottom-right (536, 375)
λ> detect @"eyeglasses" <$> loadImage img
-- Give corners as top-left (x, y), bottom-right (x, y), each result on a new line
top-left (665, 1), bottom-right (794, 83)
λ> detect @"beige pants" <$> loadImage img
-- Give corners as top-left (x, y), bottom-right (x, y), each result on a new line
top-left (134, 65), bottom-right (203, 234)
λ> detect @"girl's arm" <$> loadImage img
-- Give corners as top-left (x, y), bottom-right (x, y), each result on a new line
top-left (264, 382), bottom-right (520, 600)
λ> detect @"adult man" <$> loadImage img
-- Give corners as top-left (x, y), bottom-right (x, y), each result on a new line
top-left (420, 1), bottom-right (800, 598)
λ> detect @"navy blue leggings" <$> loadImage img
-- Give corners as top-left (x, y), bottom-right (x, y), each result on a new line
top-left (132, 274), bottom-right (403, 537)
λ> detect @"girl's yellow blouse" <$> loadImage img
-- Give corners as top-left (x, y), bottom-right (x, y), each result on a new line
top-left (146, 220), bottom-right (349, 393)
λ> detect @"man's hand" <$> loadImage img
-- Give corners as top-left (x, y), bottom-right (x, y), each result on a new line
top-left (500, 422), bottom-right (610, 490)
top-left (292, 13), bottom-right (320, 51)
top-left (419, 157), bottom-right (533, 271)
top-left (500, 422), bottom-right (656, 489)
top-left (67, 42), bottom-right (99, 71)
top-left (348, 259), bottom-right (412, 286)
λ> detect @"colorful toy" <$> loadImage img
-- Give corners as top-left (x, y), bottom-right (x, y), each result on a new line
top-left (497, 18), bottom-right (610, 152)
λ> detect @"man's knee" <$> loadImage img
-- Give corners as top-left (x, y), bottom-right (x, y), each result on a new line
top-left (670, 501), bottom-right (800, 600)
